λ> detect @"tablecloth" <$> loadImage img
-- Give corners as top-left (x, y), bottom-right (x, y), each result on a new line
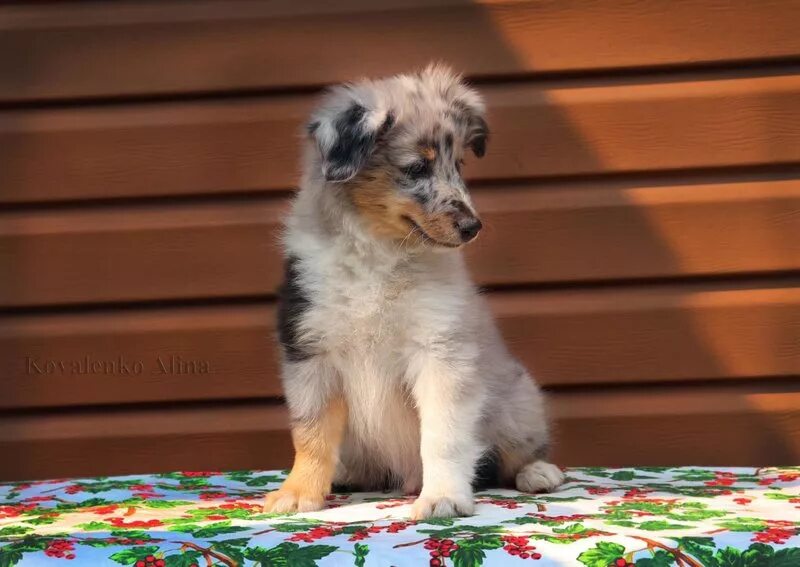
top-left (1, 467), bottom-right (798, 566)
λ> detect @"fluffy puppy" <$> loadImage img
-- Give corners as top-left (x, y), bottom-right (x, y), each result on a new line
top-left (265, 64), bottom-right (564, 519)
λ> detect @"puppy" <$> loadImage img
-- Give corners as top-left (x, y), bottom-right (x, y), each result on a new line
top-left (264, 64), bottom-right (564, 519)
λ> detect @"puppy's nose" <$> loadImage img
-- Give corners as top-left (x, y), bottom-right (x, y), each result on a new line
top-left (456, 215), bottom-right (483, 243)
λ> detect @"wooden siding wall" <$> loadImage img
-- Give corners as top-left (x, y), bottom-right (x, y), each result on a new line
top-left (1, 0), bottom-right (799, 481)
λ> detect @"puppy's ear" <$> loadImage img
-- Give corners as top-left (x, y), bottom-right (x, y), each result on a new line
top-left (308, 99), bottom-right (395, 183)
top-left (451, 97), bottom-right (489, 159)
top-left (466, 114), bottom-right (489, 158)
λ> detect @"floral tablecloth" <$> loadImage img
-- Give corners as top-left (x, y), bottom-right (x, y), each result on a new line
top-left (1, 467), bottom-right (798, 566)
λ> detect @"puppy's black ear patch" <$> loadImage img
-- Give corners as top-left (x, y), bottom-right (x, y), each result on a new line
top-left (467, 115), bottom-right (489, 158)
top-left (314, 103), bottom-right (395, 183)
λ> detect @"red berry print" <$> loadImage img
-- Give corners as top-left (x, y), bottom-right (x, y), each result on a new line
top-left (45, 539), bottom-right (76, 560)
top-left (501, 535), bottom-right (541, 559)
top-left (0, 504), bottom-right (36, 519)
top-left (181, 471), bottom-right (221, 477)
top-left (375, 497), bottom-right (414, 509)
top-left (132, 555), bottom-right (165, 567)
top-left (753, 527), bottom-right (797, 544)
top-left (199, 491), bottom-right (228, 500)
top-left (425, 539), bottom-right (460, 566)
top-left (288, 526), bottom-right (339, 542)
top-left (108, 518), bottom-right (164, 528)
top-left (611, 558), bottom-right (634, 567)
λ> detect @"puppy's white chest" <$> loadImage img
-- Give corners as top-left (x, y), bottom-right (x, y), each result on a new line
top-left (314, 277), bottom-right (413, 354)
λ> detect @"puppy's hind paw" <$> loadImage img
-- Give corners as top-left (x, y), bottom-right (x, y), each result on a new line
top-left (263, 486), bottom-right (325, 514)
top-left (516, 461), bottom-right (565, 494)
top-left (411, 493), bottom-right (475, 520)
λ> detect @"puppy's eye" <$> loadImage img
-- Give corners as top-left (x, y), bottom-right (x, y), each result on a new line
top-left (403, 161), bottom-right (431, 179)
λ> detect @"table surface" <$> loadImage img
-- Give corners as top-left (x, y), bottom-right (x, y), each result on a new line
top-left (1, 467), bottom-right (798, 566)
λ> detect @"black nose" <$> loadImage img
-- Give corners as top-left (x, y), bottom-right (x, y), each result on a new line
top-left (456, 216), bottom-right (483, 242)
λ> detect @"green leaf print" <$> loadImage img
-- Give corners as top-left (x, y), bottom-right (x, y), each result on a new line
top-left (635, 550), bottom-right (676, 566)
top-left (675, 536), bottom-right (716, 565)
top-left (76, 521), bottom-right (112, 531)
top-left (610, 471), bottom-right (637, 481)
top-left (553, 523), bottom-right (589, 534)
top-left (420, 517), bottom-right (456, 526)
top-left (353, 543), bottom-right (369, 567)
top-left (211, 540), bottom-right (246, 565)
top-left (451, 544), bottom-right (487, 567)
top-left (23, 515), bottom-right (59, 526)
top-left (578, 542), bottom-right (626, 567)
top-left (245, 542), bottom-right (338, 567)
top-left (0, 527), bottom-right (31, 537)
top-left (173, 521), bottom-right (248, 538)
top-left (140, 500), bottom-right (193, 509)
top-left (0, 548), bottom-right (23, 567)
top-left (467, 536), bottom-right (504, 550)
top-left (164, 551), bottom-right (202, 567)
top-left (764, 493), bottom-right (797, 500)
top-left (417, 525), bottom-right (503, 538)
top-left (718, 518), bottom-right (768, 532)
top-left (272, 522), bottom-right (325, 533)
top-left (246, 476), bottom-right (286, 487)
top-left (637, 521), bottom-right (691, 531)
top-left (740, 543), bottom-right (800, 567)
top-left (666, 509), bottom-right (728, 521)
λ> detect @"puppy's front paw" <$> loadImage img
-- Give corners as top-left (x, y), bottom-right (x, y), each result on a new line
top-left (516, 460), bottom-right (565, 493)
top-left (411, 493), bottom-right (475, 520)
top-left (263, 486), bottom-right (325, 514)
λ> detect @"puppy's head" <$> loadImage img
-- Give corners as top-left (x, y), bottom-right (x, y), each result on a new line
top-left (307, 64), bottom-right (488, 249)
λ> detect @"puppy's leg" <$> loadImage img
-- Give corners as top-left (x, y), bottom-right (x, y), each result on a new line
top-left (497, 370), bottom-right (564, 493)
top-left (409, 353), bottom-right (485, 520)
top-left (264, 360), bottom-right (346, 514)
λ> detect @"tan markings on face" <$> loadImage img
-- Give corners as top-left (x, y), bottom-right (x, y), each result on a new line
top-left (421, 145), bottom-right (437, 161)
top-left (263, 397), bottom-right (347, 512)
top-left (349, 167), bottom-right (461, 247)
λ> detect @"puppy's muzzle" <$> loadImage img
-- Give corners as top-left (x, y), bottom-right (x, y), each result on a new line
top-left (453, 209), bottom-right (482, 243)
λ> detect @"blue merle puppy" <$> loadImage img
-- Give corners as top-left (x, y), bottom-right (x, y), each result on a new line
top-left (264, 64), bottom-right (563, 519)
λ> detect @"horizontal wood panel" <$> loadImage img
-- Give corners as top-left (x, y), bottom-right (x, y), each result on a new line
top-left (0, 199), bottom-right (287, 307)
top-left (1, 0), bottom-right (799, 102)
top-left (550, 383), bottom-right (800, 467)
top-left (0, 403), bottom-right (293, 482)
top-left (0, 305), bottom-right (283, 410)
top-left (3, 176), bottom-right (800, 307)
top-left (2, 382), bottom-right (798, 481)
top-left (2, 284), bottom-right (797, 409)
top-left (3, 74), bottom-right (800, 203)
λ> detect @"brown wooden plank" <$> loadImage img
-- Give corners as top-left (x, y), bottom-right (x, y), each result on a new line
top-left (1, 0), bottom-right (799, 102)
top-left (1, 382), bottom-right (798, 481)
top-left (3, 176), bottom-right (799, 307)
top-left (0, 198), bottom-right (289, 307)
top-left (2, 283), bottom-right (798, 410)
top-left (0, 305), bottom-right (283, 410)
top-left (549, 382), bottom-right (800, 467)
top-left (0, 403), bottom-right (292, 482)
top-left (469, 176), bottom-right (800, 286)
top-left (495, 283), bottom-right (800, 387)
top-left (2, 73), bottom-right (800, 203)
